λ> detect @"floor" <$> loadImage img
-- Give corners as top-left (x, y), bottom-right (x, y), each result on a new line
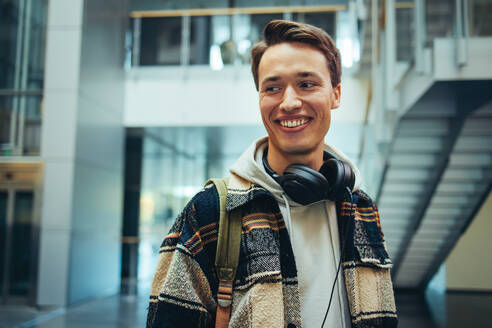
top-left (0, 287), bottom-right (149, 328)
top-left (1, 288), bottom-right (491, 327)
top-left (396, 291), bottom-right (492, 328)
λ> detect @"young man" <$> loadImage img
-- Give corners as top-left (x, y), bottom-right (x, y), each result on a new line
top-left (147, 20), bottom-right (397, 328)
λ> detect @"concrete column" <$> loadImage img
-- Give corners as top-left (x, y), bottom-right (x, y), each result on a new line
top-left (38, 0), bottom-right (128, 306)
top-left (38, 0), bottom-right (84, 306)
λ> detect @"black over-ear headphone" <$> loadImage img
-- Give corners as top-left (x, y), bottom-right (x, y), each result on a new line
top-left (262, 147), bottom-right (355, 205)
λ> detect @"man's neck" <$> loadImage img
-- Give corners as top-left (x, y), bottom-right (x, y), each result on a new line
top-left (266, 143), bottom-right (325, 175)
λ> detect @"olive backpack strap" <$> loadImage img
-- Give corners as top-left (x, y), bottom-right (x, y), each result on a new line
top-left (205, 178), bottom-right (242, 328)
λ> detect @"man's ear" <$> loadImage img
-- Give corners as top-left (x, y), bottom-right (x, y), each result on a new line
top-left (331, 84), bottom-right (341, 109)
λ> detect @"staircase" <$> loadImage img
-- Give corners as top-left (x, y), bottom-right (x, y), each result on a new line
top-left (378, 81), bottom-right (492, 288)
top-left (354, 0), bottom-right (492, 289)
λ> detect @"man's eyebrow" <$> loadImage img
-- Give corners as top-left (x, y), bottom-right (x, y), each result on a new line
top-left (261, 75), bottom-right (281, 84)
top-left (296, 71), bottom-right (319, 78)
top-left (261, 71), bottom-right (321, 86)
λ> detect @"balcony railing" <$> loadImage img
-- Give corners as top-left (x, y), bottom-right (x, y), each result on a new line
top-left (0, 92), bottom-right (42, 157)
top-left (0, 0), bottom-right (47, 157)
top-left (357, 0), bottom-right (492, 196)
top-left (128, 5), bottom-right (364, 70)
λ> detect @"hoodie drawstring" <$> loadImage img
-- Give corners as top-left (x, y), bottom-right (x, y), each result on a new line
top-left (281, 193), bottom-right (293, 239)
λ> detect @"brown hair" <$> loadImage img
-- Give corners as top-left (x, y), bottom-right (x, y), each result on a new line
top-left (251, 20), bottom-right (341, 90)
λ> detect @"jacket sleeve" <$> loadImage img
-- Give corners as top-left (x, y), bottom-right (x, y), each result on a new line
top-left (146, 187), bottom-right (219, 328)
top-left (341, 189), bottom-right (398, 328)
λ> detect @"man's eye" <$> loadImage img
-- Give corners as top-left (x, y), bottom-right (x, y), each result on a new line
top-left (300, 82), bottom-right (315, 88)
top-left (265, 86), bottom-right (280, 92)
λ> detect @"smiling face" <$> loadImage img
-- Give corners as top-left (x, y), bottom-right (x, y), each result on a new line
top-left (258, 42), bottom-right (341, 171)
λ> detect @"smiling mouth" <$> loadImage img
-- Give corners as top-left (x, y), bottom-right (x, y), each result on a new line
top-left (278, 118), bottom-right (310, 128)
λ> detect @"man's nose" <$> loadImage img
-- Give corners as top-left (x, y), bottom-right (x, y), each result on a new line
top-left (279, 86), bottom-right (302, 112)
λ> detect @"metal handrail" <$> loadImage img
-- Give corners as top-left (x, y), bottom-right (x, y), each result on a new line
top-left (131, 3), bottom-right (416, 18)
top-left (0, 90), bottom-right (43, 96)
top-left (130, 5), bottom-right (348, 18)
top-left (414, 0), bottom-right (426, 73)
top-left (455, 0), bottom-right (469, 67)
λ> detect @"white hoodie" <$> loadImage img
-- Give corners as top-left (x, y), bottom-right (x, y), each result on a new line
top-left (230, 137), bottom-right (362, 328)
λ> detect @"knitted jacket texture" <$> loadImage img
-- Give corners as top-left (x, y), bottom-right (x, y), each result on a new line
top-left (146, 175), bottom-right (398, 328)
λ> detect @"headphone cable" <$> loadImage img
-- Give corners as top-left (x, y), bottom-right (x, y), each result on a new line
top-left (321, 187), bottom-right (354, 328)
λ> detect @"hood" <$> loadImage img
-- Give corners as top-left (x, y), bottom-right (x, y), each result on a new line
top-left (229, 137), bottom-right (362, 207)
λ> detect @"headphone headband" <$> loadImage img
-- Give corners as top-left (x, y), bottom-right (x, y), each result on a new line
top-left (262, 147), bottom-right (354, 204)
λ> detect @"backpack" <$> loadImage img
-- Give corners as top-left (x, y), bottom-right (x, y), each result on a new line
top-left (205, 178), bottom-right (242, 328)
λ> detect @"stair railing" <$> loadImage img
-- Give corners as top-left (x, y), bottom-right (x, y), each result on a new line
top-left (455, 0), bottom-right (469, 67)
top-left (414, 0), bottom-right (426, 73)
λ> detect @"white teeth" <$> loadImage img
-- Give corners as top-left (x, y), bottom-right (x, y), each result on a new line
top-left (280, 119), bottom-right (307, 127)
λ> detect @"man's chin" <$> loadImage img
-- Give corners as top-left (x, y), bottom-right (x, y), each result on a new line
top-left (278, 144), bottom-right (320, 157)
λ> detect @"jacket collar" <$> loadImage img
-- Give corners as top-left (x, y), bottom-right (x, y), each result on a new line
top-left (225, 173), bottom-right (354, 212)
top-left (225, 173), bottom-right (275, 211)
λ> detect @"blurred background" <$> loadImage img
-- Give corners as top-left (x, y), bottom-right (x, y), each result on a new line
top-left (0, 0), bottom-right (491, 327)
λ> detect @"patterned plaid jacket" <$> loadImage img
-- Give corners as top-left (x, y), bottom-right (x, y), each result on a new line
top-left (147, 175), bottom-right (398, 328)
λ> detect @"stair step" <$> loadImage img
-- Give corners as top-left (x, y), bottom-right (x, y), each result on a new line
top-left (435, 182), bottom-right (482, 194)
top-left (379, 206), bottom-right (416, 218)
top-left (462, 119), bottom-right (492, 135)
top-left (426, 206), bottom-right (462, 216)
top-left (390, 154), bottom-right (439, 167)
top-left (394, 137), bottom-right (445, 152)
top-left (430, 194), bottom-right (471, 205)
top-left (385, 169), bottom-right (432, 183)
top-left (454, 136), bottom-right (492, 151)
top-left (398, 119), bottom-right (449, 136)
top-left (406, 107), bottom-right (456, 118)
top-left (441, 168), bottom-right (486, 181)
top-left (449, 153), bottom-right (492, 166)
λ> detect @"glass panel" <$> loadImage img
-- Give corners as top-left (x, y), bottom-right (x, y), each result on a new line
top-left (138, 127), bottom-right (207, 282)
top-left (136, 11), bottom-right (339, 68)
top-left (234, 14), bottom-right (252, 65)
top-left (425, 0), bottom-right (454, 46)
top-left (209, 15), bottom-right (233, 67)
top-left (8, 191), bottom-right (34, 296)
top-left (469, 0), bottom-right (492, 36)
top-left (190, 16), bottom-right (212, 65)
top-left (22, 96), bottom-right (42, 155)
top-left (396, 6), bottom-right (414, 62)
top-left (131, 0), bottom-right (228, 11)
top-left (0, 0), bottom-right (22, 90)
top-left (0, 95), bottom-right (42, 156)
top-left (336, 9), bottom-right (360, 68)
top-left (235, 13), bottom-right (283, 65)
top-left (140, 17), bottom-right (182, 65)
top-left (249, 13), bottom-right (283, 42)
top-left (0, 191), bottom-right (7, 296)
top-left (26, 0), bottom-right (48, 90)
top-left (136, 126), bottom-right (267, 283)
top-left (188, 13), bottom-right (284, 67)
top-left (0, 0), bottom-right (48, 90)
top-left (0, 97), bottom-right (14, 154)
top-left (298, 12), bottom-right (336, 38)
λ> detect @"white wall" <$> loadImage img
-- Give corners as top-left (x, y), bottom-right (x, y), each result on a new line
top-left (446, 191), bottom-right (492, 291)
top-left (125, 66), bottom-right (261, 126)
top-left (124, 66), bottom-right (369, 127)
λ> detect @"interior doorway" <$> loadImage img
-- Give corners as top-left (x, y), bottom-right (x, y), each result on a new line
top-left (0, 162), bottom-right (41, 305)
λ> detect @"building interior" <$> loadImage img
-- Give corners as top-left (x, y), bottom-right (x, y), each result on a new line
top-left (0, 0), bottom-right (492, 327)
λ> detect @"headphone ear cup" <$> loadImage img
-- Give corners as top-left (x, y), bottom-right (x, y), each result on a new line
top-left (319, 159), bottom-right (355, 201)
top-left (281, 164), bottom-right (330, 205)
